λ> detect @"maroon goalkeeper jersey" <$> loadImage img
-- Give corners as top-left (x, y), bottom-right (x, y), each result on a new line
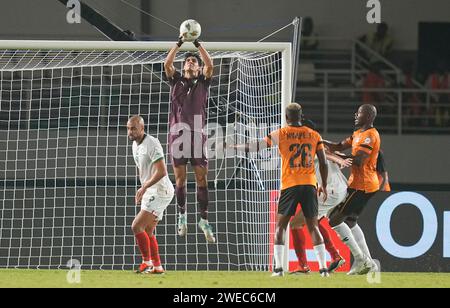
top-left (168, 71), bottom-right (211, 134)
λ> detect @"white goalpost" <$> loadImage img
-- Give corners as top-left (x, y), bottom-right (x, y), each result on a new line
top-left (0, 40), bottom-right (291, 271)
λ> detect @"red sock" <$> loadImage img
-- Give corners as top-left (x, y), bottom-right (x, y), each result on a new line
top-left (290, 227), bottom-right (308, 266)
top-left (135, 232), bottom-right (151, 262)
top-left (149, 235), bottom-right (161, 267)
top-left (318, 222), bottom-right (340, 260)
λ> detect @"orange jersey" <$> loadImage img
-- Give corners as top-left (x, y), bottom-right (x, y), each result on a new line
top-left (265, 125), bottom-right (324, 190)
top-left (343, 128), bottom-right (381, 193)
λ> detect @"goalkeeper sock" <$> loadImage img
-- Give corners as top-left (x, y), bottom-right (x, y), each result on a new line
top-left (197, 187), bottom-right (209, 220)
top-left (135, 232), bottom-right (151, 262)
top-left (333, 222), bottom-right (364, 261)
top-left (149, 235), bottom-right (161, 267)
top-left (319, 222), bottom-right (340, 260)
top-left (351, 224), bottom-right (372, 258)
top-left (290, 227), bottom-right (308, 266)
top-left (274, 245), bottom-right (284, 270)
top-left (176, 185), bottom-right (187, 214)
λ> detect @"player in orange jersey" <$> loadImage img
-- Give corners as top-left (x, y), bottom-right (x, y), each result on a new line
top-left (231, 103), bottom-right (330, 277)
top-left (289, 119), bottom-right (349, 275)
top-left (323, 104), bottom-right (380, 275)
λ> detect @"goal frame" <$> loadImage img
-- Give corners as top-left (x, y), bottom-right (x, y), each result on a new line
top-left (0, 40), bottom-right (292, 112)
top-left (0, 40), bottom-right (292, 271)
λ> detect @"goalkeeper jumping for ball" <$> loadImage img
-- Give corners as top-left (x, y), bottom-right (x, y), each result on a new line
top-left (164, 32), bottom-right (215, 243)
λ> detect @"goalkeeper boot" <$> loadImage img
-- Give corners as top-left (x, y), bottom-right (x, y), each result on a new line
top-left (178, 213), bottom-right (187, 237)
top-left (198, 219), bottom-right (216, 243)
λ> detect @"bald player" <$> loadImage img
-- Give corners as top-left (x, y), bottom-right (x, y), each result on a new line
top-left (127, 116), bottom-right (174, 274)
top-left (323, 104), bottom-right (380, 275)
top-left (231, 103), bottom-right (330, 277)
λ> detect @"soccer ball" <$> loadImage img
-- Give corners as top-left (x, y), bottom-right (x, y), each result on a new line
top-left (179, 19), bottom-right (201, 42)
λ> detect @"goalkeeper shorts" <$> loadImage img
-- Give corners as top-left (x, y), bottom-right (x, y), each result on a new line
top-left (168, 132), bottom-right (208, 168)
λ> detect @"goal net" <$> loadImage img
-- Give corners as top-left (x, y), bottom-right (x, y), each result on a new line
top-left (0, 41), bottom-right (291, 271)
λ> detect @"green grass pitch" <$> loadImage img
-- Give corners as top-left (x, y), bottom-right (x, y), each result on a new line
top-left (1, 270), bottom-right (450, 288)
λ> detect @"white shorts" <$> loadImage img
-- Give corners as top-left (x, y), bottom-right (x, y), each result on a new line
top-left (318, 190), bottom-right (347, 219)
top-left (141, 190), bottom-right (174, 221)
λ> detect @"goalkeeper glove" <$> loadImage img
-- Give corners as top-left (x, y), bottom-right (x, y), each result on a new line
top-left (193, 39), bottom-right (201, 48)
top-left (176, 36), bottom-right (184, 48)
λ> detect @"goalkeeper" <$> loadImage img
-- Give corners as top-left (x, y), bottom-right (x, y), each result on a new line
top-left (164, 34), bottom-right (215, 243)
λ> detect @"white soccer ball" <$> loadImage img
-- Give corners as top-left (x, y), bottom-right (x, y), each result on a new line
top-left (179, 19), bottom-right (201, 42)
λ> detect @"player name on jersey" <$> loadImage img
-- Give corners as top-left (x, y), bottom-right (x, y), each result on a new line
top-left (286, 131), bottom-right (314, 140)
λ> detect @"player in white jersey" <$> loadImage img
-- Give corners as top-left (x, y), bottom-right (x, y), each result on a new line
top-left (315, 152), bottom-right (350, 218)
top-left (127, 116), bottom-right (175, 274)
